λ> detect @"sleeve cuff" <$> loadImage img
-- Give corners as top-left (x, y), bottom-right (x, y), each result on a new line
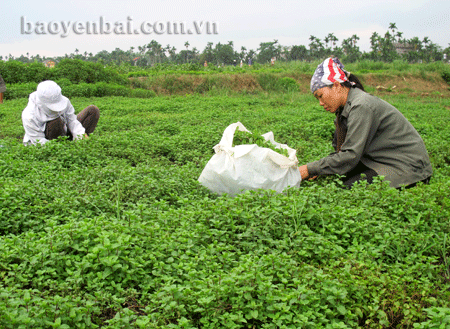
top-left (306, 161), bottom-right (320, 177)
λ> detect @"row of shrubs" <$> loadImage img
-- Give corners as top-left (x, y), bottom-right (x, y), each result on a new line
top-left (0, 59), bottom-right (127, 85)
top-left (4, 80), bottom-right (156, 100)
top-left (2, 58), bottom-right (450, 86)
top-left (125, 63), bottom-right (264, 77)
top-left (4, 75), bottom-right (299, 100)
top-left (1, 59), bottom-right (302, 98)
top-left (128, 73), bottom-right (301, 95)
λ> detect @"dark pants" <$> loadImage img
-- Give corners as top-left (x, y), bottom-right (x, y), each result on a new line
top-left (342, 162), bottom-right (378, 189)
top-left (343, 161), bottom-right (431, 189)
top-left (44, 105), bottom-right (100, 140)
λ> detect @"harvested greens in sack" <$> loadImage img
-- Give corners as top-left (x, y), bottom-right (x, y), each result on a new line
top-left (198, 122), bottom-right (301, 196)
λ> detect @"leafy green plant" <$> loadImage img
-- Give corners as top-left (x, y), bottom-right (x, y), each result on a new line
top-left (0, 88), bottom-right (449, 328)
top-left (256, 73), bottom-right (279, 91)
top-left (232, 129), bottom-right (289, 157)
top-left (276, 77), bottom-right (299, 92)
top-left (413, 308), bottom-right (450, 328)
top-left (54, 59), bottom-right (127, 85)
top-left (0, 60), bottom-right (54, 84)
top-left (3, 82), bottom-right (37, 99)
top-left (441, 67), bottom-right (450, 85)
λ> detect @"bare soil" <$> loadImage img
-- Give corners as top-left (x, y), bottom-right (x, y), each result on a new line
top-left (295, 72), bottom-right (450, 97)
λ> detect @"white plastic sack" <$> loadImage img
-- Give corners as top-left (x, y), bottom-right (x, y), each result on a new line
top-left (198, 122), bottom-right (301, 196)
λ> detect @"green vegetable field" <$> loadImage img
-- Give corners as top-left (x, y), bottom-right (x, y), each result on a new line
top-left (0, 85), bottom-right (449, 327)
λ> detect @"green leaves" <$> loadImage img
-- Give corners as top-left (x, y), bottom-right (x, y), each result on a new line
top-left (0, 92), bottom-right (449, 328)
top-left (232, 129), bottom-right (289, 157)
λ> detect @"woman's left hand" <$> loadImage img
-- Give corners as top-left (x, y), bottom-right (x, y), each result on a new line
top-left (298, 165), bottom-right (309, 180)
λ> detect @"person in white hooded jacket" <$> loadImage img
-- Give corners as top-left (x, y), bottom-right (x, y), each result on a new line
top-left (22, 80), bottom-right (99, 145)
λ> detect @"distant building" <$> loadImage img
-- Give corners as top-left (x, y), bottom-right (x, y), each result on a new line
top-left (43, 60), bottom-right (56, 68)
top-left (393, 43), bottom-right (415, 55)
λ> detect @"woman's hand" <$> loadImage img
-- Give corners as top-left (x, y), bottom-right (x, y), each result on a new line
top-left (298, 165), bottom-right (309, 180)
top-left (299, 165), bottom-right (318, 181)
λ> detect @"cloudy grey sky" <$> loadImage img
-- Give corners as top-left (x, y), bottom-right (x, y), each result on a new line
top-left (1, 0), bottom-right (449, 59)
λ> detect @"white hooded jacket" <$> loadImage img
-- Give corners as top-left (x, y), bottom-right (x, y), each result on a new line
top-left (22, 91), bottom-right (85, 145)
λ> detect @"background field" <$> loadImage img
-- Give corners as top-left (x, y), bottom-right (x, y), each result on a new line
top-left (0, 69), bottom-right (450, 328)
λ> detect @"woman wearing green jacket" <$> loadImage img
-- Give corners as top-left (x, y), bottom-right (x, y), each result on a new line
top-left (298, 57), bottom-right (432, 189)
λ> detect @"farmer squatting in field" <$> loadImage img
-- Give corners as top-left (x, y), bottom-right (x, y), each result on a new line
top-left (0, 73), bottom-right (6, 104)
top-left (21, 80), bottom-right (100, 145)
top-left (298, 57), bottom-right (432, 189)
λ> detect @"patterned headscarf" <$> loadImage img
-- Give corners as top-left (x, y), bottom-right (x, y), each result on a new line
top-left (310, 57), bottom-right (352, 94)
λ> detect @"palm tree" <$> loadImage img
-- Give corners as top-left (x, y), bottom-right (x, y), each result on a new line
top-left (370, 32), bottom-right (379, 47)
top-left (389, 23), bottom-right (397, 34)
top-left (192, 47), bottom-right (198, 62)
top-left (240, 46), bottom-right (247, 61)
top-left (342, 38), bottom-right (352, 55)
top-left (145, 40), bottom-right (162, 64)
top-left (309, 35), bottom-right (318, 57)
top-left (164, 44), bottom-right (171, 58)
top-left (155, 43), bottom-right (162, 63)
top-left (409, 37), bottom-right (422, 51)
top-left (325, 33), bottom-right (338, 50)
top-left (324, 36), bottom-right (330, 49)
top-left (169, 46), bottom-right (177, 61)
top-left (184, 41), bottom-right (190, 63)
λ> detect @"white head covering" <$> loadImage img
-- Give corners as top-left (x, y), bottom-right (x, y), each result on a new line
top-left (36, 80), bottom-right (69, 112)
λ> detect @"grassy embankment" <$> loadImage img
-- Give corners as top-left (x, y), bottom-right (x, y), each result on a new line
top-left (125, 60), bottom-right (450, 97)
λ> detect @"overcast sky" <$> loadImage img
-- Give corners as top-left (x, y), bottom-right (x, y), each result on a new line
top-left (1, 0), bottom-right (449, 59)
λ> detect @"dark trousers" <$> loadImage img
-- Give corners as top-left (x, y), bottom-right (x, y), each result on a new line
top-left (342, 162), bottom-right (378, 189)
top-left (343, 161), bottom-right (431, 189)
top-left (44, 105), bottom-right (100, 140)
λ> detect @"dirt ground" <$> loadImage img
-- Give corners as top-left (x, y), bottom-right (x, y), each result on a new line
top-left (359, 73), bottom-right (450, 97)
top-left (294, 72), bottom-right (450, 97)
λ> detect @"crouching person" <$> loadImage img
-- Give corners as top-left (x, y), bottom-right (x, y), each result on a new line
top-left (22, 80), bottom-right (100, 145)
top-left (0, 73), bottom-right (6, 104)
top-left (298, 57), bottom-right (432, 189)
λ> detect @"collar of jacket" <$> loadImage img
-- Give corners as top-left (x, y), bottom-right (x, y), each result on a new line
top-left (339, 87), bottom-right (362, 119)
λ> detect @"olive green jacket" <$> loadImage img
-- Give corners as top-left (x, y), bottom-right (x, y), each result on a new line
top-left (0, 74), bottom-right (6, 93)
top-left (307, 88), bottom-right (433, 188)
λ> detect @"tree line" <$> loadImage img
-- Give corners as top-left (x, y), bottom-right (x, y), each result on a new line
top-left (2, 23), bottom-right (449, 67)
